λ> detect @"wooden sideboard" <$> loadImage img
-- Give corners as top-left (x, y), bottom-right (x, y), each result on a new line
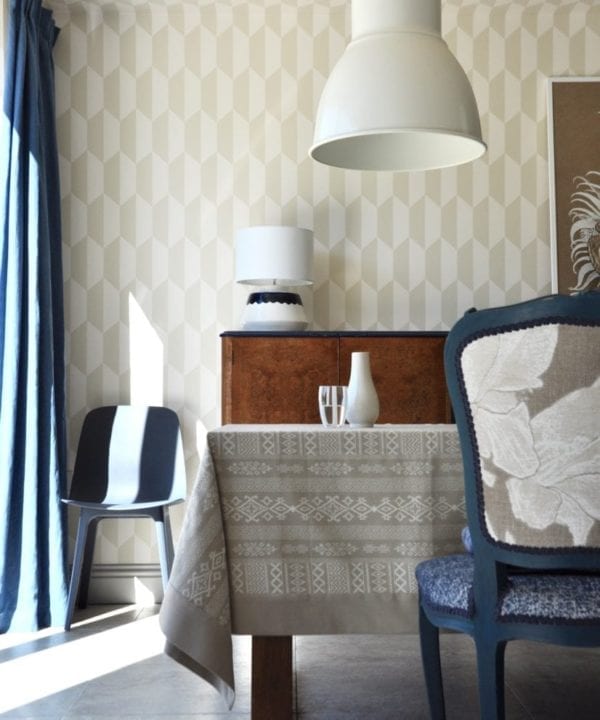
top-left (221, 331), bottom-right (452, 424)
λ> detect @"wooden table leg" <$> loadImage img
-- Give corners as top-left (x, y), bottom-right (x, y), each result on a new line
top-left (251, 635), bottom-right (293, 720)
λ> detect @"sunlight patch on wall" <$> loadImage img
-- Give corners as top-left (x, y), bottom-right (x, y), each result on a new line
top-left (128, 293), bottom-right (164, 406)
top-left (196, 418), bottom-right (208, 459)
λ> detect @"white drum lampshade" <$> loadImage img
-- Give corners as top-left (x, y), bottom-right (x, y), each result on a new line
top-left (310, 0), bottom-right (486, 172)
top-left (235, 226), bottom-right (314, 331)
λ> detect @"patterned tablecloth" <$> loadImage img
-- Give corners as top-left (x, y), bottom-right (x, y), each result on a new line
top-left (159, 424), bottom-right (465, 707)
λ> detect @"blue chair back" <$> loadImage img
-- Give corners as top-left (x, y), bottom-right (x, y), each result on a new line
top-left (416, 293), bottom-right (600, 720)
top-left (445, 292), bottom-right (600, 571)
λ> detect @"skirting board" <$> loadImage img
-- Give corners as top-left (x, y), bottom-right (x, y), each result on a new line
top-left (84, 563), bottom-right (164, 604)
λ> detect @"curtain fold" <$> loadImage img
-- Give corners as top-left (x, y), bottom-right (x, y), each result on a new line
top-left (0, 0), bottom-right (68, 631)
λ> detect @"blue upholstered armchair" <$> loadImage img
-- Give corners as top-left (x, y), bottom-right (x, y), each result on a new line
top-left (415, 292), bottom-right (600, 720)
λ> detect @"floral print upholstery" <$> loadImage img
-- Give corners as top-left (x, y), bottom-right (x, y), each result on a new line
top-left (460, 323), bottom-right (600, 548)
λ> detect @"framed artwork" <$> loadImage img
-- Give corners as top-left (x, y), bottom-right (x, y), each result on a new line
top-left (547, 77), bottom-right (600, 294)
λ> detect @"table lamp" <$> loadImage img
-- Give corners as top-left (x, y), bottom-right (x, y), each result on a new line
top-left (235, 226), bottom-right (314, 331)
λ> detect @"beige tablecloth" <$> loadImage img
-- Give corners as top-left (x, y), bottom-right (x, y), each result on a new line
top-left (159, 424), bottom-right (465, 707)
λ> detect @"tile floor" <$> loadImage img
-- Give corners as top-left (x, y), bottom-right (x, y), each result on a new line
top-left (1, 604), bottom-right (600, 719)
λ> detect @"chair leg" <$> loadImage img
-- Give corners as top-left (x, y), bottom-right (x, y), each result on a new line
top-left (76, 516), bottom-right (100, 609)
top-left (65, 511), bottom-right (95, 631)
top-left (153, 506), bottom-right (175, 591)
top-left (474, 636), bottom-right (507, 720)
top-left (418, 603), bottom-right (446, 720)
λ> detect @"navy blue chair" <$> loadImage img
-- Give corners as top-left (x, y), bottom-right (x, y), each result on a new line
top-left (63, 406), bottom-right (186, 630)
top-left (415, 292), bottom-right (600, 720)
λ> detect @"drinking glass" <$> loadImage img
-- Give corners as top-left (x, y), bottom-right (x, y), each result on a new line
top-left (318, 385), bottom-right (347, 428)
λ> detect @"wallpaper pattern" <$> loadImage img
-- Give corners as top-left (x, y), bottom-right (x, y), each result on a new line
top-left (46, 0), bottom-right (600, 565)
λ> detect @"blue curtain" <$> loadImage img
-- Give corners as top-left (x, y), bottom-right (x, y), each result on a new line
top-left (0, 0), bottom-right (68, 631)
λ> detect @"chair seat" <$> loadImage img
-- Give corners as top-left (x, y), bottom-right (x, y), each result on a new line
top-left (501, 573), bottom-right (600, 621)
top-left (416, 554), bottom-right (474, 617)
top-left (416, 554), bottom-right (600, 623)
top-left (62, 498), bottom-right (183, 512)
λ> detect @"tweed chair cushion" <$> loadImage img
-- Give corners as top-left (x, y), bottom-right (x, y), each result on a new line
top-left (416, 555), bottom-right (600, 623)
top-left (500, 574), bottom-right (600, 621)
top-left (416, 555), bottom-right (474, 617)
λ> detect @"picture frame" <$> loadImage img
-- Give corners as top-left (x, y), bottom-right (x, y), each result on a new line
top-left (547, 77), bottom-right (600, 294)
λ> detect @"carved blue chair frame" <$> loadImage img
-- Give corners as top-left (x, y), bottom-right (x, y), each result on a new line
top-left (415, 292), bottom-right (600, 720)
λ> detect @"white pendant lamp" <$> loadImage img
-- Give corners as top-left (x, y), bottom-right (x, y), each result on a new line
top-left (310, 0), bottom-right (486, 172)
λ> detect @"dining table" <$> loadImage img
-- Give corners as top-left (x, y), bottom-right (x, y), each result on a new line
top-left (159, 423), bottom-right (466, 719)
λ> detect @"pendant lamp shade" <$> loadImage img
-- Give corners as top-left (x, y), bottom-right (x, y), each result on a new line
top-left (310, 0), bottom-right (486, 172)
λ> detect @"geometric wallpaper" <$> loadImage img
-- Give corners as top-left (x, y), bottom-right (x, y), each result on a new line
top-left (47, 0), bottom-right (599, 568)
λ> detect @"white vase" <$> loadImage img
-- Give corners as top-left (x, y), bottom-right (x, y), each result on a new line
top-left (346, 351), bottom-right (379, 428)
